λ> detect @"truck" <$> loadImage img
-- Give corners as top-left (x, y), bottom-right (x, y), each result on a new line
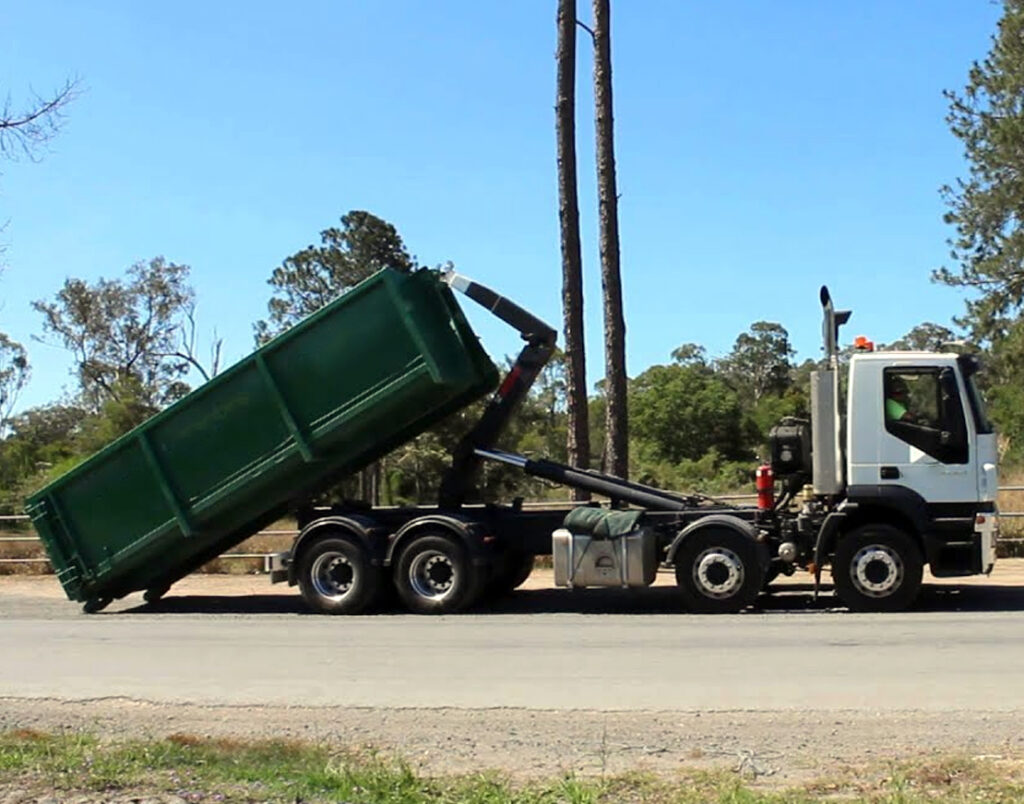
top-left (27, 268), bottom-right (999, 615)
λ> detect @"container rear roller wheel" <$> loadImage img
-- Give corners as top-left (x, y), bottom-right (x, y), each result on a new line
top-left (144, 585), bottom-right (170, 604)
top-left (82, 597), bottom-right (111, 614)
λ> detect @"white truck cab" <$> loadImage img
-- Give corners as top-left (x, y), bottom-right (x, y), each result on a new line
top-left (784, 288), bottom-right (1002, 612)
top-left (844, 350), bottom-right (999, 576)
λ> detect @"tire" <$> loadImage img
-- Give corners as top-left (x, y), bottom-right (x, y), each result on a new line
top-left (484, 551), bottom-right (535, 600)
top-left (394, 533), bottom-right (482, 615)
top-left (674, 528), bottom-right (765, 614)
top-left (831, 524), bottom-right (923, 612)
top-left (297, 535), bottom-right (383, 615)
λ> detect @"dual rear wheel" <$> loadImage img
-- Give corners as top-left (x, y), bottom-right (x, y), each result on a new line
top-left (297, 531), bottom-right (485, 615)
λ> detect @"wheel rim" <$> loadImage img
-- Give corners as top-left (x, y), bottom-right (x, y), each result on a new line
top-left (408, 549), bottom-right (457, 602)
top-left (311, 551), bottom-right (356, 601)
top-left (693, 547), bottom-right (744, 599)
top-left (850, 544), bottom-right (903, 598)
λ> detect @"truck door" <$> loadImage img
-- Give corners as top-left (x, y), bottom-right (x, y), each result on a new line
top-left (878, 367), bottom-right (976, 503)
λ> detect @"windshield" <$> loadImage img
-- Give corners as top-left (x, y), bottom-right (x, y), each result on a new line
top-left (958, 355), bottom-right (994, 435)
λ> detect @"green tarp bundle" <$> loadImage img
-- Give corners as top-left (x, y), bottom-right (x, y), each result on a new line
top-left (562, 507), bottom-right (642, 539)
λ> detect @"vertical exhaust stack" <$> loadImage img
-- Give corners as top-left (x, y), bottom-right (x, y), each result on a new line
top-left (812, 286), bottom-right (851, 497)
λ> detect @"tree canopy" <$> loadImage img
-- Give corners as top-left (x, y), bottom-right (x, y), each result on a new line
top-left (255, 210), bottom-right (415, 344)
top-left (0, 334), bottom-right (29, 434)
top-left (937, 0), bottom-right (1024, 458)
top-left (32, 257), bottom-right (218, 416)
top-left (718, 321), bottom-right (795, 403)
top-left (937, 0), bottom-right (1024, 341)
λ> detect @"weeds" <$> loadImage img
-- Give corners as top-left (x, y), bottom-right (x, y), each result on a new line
top-left (2, 730), bottom-right (1024, 803)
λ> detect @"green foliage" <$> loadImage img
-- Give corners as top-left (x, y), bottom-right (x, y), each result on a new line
top-left (0, 332), bottom-right (29, 433)
top-left (632, 446), bottom-right (755, 496)
top-left (937, 0), bottom-right (1024, 343)
top-left (377, 356), bottom-right (571, 506)
top-left (718, 321), bottom-right (795, 402)
top-left (744, 394), bottom-right (805, 457)
top-left (255, 210), bottom-right (415, 344)
top-left (937, 1), bottom-right (1024, 454)
top-left (12, 730), bottom-right (1019, 803)
top-left (630, 362), bottom-right (751, 464)
top-left (670, 342), bottom-right (708, 367)
top-left (887, 322), bottom-right (960, 352)
top-left (0, 404), bottom-right (86, 513)
top-left (31, 257), bottom-right (207, 410)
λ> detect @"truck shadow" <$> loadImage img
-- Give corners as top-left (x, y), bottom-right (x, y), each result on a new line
top-left (476, 583), bottom-right (1024, 615)
top-left (124, 581), bottom-right (1024, 616)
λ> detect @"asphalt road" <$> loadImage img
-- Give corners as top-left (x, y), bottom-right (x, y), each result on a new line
top-left (3, 577), bottom-right (1024, 711)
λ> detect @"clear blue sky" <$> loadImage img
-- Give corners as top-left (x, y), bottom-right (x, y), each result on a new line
top-left (0, 1), bottom-right (1003, 412)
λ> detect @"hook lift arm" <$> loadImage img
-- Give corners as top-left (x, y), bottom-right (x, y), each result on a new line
top-left (437, 271), bottom-right (558, 509)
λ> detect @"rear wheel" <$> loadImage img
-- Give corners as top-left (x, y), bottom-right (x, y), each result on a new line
top-left (832, 524), bottom-right (922, 612)
top-left (297, 535), bottom-right (383, 615)
top-left (394, 533), bottom-right (482, 614)
top-left (674, 528), bottom-right (765, 614)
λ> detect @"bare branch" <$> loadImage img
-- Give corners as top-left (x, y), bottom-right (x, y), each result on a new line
top-left (0, 77), bottom-right (82, 161)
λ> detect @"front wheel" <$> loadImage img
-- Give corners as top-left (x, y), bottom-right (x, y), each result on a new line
top-left (831, 524), bottom-right (923, 612)
top-left (394, 534), bottom-right (482, 615)
top-left (674, 528), bottom-right (765, 614)
top-left (297, 535), bottom-right (383, 615)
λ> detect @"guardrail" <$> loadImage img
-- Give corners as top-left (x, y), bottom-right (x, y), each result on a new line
top-left (3, 490), bottom-right (1024, 568)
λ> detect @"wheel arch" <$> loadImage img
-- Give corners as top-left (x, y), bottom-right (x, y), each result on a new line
top-left (289, 514), bottom-right (385, 585)
top-left (385, 513), bottom-right (489, 567)
top-left (665, 514), bottom-right (765, 568)
top-left (828, 496), bottom-right (927, 565)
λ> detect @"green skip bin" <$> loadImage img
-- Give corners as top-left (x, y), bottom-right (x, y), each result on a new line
top-left (25, 268), bottom-right (499, 609)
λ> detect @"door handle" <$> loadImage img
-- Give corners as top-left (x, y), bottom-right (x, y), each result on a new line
top-left (880, 466), bottom-right (900, 480)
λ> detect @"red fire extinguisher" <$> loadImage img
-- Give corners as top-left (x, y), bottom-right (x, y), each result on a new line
top-left (755, 464), bottom-right (774, 510)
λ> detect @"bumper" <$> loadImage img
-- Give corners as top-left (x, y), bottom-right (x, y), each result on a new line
top-left (268, 551), bottom-right (291, 585)
top-left (976, 512), bottom-right (999, 575)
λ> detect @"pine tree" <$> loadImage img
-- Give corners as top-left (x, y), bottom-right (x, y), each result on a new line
top-left (937, 1), bottom-right (1024, 341)
top-left (937, 1), bottom-right (1024, 456)
top-left (556, 0), bottom-right (591, 498)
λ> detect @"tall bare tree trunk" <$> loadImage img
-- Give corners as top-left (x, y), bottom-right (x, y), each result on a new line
top-left (556, 0), bottom-right (591, 500)
top-left (592, 0), bottom-right (628, 479)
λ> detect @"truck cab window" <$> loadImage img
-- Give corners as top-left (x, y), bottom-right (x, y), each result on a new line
top-left (883, 369), bottom-right (968, 464)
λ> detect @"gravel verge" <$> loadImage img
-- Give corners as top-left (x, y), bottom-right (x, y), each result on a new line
top-left (2, 698), bottom-right (1023, 785)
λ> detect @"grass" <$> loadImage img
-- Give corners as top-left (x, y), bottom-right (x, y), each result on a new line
top-left (2, 730), bottom-right (1024, 803)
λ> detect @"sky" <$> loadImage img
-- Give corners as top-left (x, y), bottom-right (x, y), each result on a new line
top-left (0, 1), bottom-right (1005, 413)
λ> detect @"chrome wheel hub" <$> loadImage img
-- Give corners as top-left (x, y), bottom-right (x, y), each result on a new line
top-left (851, 545), bottom-right (903, 598)
top-left (311, 552), bottom-right (355, 600)
top-left (693, 547), bottom-right (744, 599)
top-left (408, 550), bottom-right (456, 601)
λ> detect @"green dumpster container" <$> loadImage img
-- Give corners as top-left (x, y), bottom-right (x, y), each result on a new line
top-left (25, 268), bottom-right (499, 606)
